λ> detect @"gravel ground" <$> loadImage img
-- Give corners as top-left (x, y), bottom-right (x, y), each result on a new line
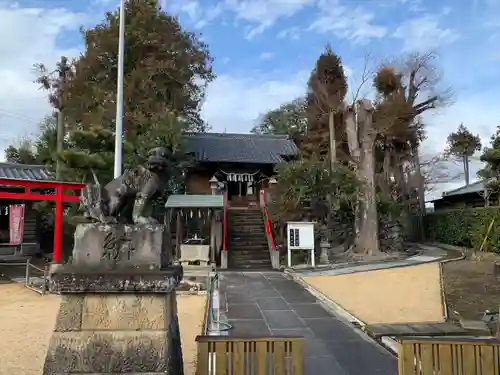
top-left (303, 262), bottom-right (445, 324)
top-left (442, 252), bottom-right (500, 321)
top-left (0, 284), bottom-right (206, 375)
top-left (0, 284), bottom-right (60, 375)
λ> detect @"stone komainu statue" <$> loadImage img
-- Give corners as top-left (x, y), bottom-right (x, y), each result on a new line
top-left (80, 146), bottom-right (175, 225)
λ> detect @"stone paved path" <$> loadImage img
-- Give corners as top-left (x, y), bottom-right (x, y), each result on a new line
top-left (219, 271), bottom-right (397, 375)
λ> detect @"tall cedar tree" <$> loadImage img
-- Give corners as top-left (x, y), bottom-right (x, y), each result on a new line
top-left (446, 124), bottom-right (481, 185)
top-left (40, 0), bottom-right (214, 136)
top-left (303, 46), bottom-right (347, 163)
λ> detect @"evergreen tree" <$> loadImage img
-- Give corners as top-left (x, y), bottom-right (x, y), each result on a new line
top-left (303, 45), bottom-right (347, 165)
top-left (478, 126), bottom-right (500, 199)
top-left (251, 97), bottom-right (307, 143)
top-left (446, 124), bottom-right (482, 185)
top-left (35, 0), bottom-right (214, 136)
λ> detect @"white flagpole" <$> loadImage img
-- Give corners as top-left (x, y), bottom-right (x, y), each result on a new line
top-left (114, 0), bottom-right (126, 178)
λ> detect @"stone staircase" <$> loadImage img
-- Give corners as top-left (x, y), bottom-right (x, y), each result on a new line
top-left (228, 208), bottom-right (273, 269)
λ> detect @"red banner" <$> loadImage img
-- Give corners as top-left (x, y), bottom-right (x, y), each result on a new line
top-left (9, 204), bottom-right (25, 245)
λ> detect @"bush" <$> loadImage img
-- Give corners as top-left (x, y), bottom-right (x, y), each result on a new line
top-left (425, 207), bottom-right (500, 253)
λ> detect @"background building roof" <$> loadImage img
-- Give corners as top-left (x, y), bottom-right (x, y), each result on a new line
top-left (182, 133), bottom-right (298, 164)
top-left (0, 163), bottom-right (52, 181)
top-left (442, 180), bottom-right (485, 197)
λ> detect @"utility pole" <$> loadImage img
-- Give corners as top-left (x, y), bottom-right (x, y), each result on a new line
top-left (56, 56), bottom-right (69, 181)
top-left (114, 0), bottom-right (126, 178)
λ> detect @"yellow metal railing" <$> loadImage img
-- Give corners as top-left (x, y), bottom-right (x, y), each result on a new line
top-left (196, 335), bottom-right (303, 375)
top-left (398, 337), bottom-right (500, 375)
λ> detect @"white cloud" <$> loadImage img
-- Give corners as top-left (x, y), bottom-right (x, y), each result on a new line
top-left (393, 15), bottom-right (459, 51)
top-left (223, 0), bottom-right (314, 39)
top-left (259, 52), bottom-right (274, 60)
top-left (201, 70), bottom-right (308, 132)
top-left (0, 3), bottom-right (85, 161)
top-left (162, 0), bottom-right (223, 29)
top-left (277, 27), bottom-right (301, 40)
top-left (309, 0), bottom-right (387, 44)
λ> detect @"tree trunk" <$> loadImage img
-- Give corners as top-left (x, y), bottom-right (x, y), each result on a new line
top-left (354, 99), bottom-right (379, 255)
top-left (328, 110), bottom-right (336, 171)
top-left (345, 106), bottom-right (361, 245)
top-left (357, 137), bottom-right (380, 255)
top-left (464, 155), bottom-right (470, 186)
top-left (413, 147), bottom-right (426, 240)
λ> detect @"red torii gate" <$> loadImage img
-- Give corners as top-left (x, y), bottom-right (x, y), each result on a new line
top-left (0, 178), bottom-right (85, 263)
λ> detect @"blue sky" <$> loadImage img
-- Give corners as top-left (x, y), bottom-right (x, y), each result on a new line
top-left (0, 0), bottom-right (499, 197)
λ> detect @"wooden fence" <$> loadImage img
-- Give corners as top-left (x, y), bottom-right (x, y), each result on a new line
top-left (195, 335), bottom-right (303, 375)
top-left (398, 337), bottom-right (500, 375)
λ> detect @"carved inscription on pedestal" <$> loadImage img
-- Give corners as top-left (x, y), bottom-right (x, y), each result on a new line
top-left (102, 230), bottom-right (137, 263)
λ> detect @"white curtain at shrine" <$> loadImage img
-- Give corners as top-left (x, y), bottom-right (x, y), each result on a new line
top-left (219, 170), bottom-right (260, 197)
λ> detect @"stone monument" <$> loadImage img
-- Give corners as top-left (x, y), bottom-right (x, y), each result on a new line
top-left (43, 147), bottom-right (185, 375)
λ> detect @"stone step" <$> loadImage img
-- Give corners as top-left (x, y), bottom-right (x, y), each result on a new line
top-left (229, 254), bottom-right (270, 262)
top-left (230, 241), bottom-right (268, 247)
top-left (229, 244), bottom-right (269, 251)
top-left (230, 220), bottom-right (264, 225)
top-left (231, 225), bottom-right (266, 231)
top-left (230, 235), bottom-right (267, 241)
top-left (229, 255), bottom-right (270, 262)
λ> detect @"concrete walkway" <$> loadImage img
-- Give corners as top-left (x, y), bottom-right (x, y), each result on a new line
top-left (219, 271), bottom-right (397, 375)
top-left (290, 244), bottom-right (449, 277)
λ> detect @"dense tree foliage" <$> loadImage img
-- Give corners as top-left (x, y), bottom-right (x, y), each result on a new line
top-left (35, 0), bottom-right (214, 136)
top-left (251, 97), bottom-right (307, 143)
top-left (478, 126), bottom-right (500, 203)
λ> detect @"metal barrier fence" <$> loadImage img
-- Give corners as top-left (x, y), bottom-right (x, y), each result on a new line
top-left (0, 259), bottom-right (49, 295)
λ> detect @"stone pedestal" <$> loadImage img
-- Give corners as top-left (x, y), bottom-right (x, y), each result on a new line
top-left (71, 223), bottom-right (170, 269)
top-left (43, 223), bottom-right (184, 375)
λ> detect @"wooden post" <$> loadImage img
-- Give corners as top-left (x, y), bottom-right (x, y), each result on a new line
top-left (175, 210), bottom-right (182, 261)
top-left (210, 214), bottom-right (216, 265)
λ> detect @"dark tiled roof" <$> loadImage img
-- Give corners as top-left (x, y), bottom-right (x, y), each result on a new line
top-left (0, 163), bottom-right (52, 181)
top-left (430, 180), bottom-right (485, 202)
top-left (182, 133), bottom-right (298, 164)
top-left (442, 180), bottom-right (484, 197)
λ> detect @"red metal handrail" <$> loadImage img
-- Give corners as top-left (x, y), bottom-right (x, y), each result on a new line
top-left (259, 190), bottom-right (276, 250)
top-left (223, 190), bottom-right (227, 252)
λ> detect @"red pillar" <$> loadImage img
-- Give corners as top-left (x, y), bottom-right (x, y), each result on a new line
top-left (53, 186), bottom-right (63, 263)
